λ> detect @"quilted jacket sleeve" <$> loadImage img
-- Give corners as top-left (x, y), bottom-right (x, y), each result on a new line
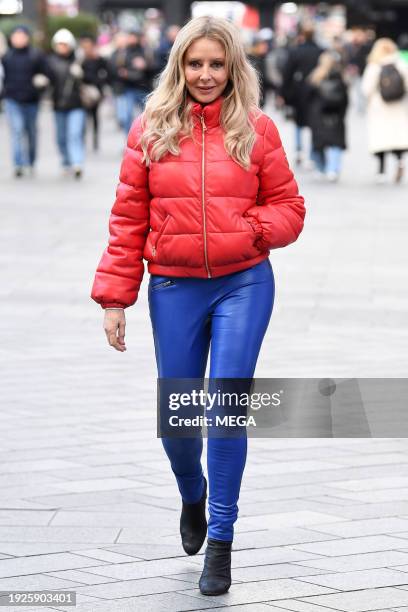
top-left (243, 117), bottom-right (305, 251)
top-left (91, 115), bottom-right (150, 309)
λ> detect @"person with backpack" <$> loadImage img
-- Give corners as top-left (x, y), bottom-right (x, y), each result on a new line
top-left (307, 51), bottom-right (349, 182)
top-left (362, 38), bottom-right (408, 183)
top-left (1, 25), bottom-right (49, 177)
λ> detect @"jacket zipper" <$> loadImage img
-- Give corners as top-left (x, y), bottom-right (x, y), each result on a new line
top-left (200, 114), bottom-right (211, 278)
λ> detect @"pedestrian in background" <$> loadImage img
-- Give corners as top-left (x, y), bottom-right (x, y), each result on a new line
top-left (1, 25), bottom-right (49, 177)
top-left (108, 30), bottom-right (149, 136)
top-left (153, 24), bottom-right (180, 81)
top-left (307, 51), bottom-right (349, 182)
top-left (281, 23), bottom-right (323, 166)
top-left (362, 38), bottom-right (408, 183)
top-left (79, 34), bottom-right (108, 151)
top-left (125, 29), bottom-right (151, 114)
top-left (47, 28), bottom-right (86, 179)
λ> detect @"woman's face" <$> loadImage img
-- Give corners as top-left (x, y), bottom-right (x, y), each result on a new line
top-left (55, 42), bottom-right (71, 56)
top-left (183, 37), bottom-right (229, 104)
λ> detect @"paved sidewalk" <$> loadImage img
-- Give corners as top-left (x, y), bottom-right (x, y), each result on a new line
top-left (0, 96), bottom-right (408, 612)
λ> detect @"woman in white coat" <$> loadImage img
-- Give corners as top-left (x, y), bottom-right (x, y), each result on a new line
top-left (362, 38), bottom-right (408, 183)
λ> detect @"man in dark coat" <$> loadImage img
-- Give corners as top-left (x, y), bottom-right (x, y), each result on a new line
top-left (107, 30), bottom-right (150, 135)
top-left (281, 24), bottom-right (323, 165)
top-left (79, 34), bottom-right (108, 151)
top-left (1, 25), bottom-right (49, 177)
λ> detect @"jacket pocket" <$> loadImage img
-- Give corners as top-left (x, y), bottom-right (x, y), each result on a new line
top-left (152, 214), bottom-right (171, 257)
top-left (151, 279), bottom-right (176, 291)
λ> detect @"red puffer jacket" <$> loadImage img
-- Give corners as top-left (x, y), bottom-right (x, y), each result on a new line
top-left (91, 94), bottom-right (305, 309)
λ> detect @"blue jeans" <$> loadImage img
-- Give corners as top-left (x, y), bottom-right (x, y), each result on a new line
top-left (148, 259), bottom-right (275, 541)
top-left (55, 109), bottom-right (86, 167)
top-left (115, 88), bottom-right (147, 135)
top-left (325, 146), bottom-right (343, 175)
top-left (4, 99), bottom-right (39, 167)
top-left (314, 147), bottom-right (343, 174)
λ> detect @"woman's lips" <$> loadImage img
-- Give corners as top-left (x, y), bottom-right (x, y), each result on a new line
top-left (197, 87), bottom-right (215, 92)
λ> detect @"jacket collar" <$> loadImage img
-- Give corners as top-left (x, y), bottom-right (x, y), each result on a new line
top-left (187, 92), bottom-right (225, 128)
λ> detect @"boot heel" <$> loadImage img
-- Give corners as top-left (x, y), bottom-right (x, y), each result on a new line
top-left (199, 537), bottom-right (232, 595)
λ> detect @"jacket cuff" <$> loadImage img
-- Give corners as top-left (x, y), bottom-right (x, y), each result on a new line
top-left (101, 302), bottom-right (127, 309)
top-left (243, 212), bottom-right (263, 240)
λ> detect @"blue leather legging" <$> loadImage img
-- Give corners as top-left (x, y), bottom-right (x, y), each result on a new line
top-left (148, 258), bottom-right (275, 541)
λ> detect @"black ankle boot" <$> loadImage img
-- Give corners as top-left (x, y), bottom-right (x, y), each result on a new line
top-left (180, 476), bottom-right (207, 555)
top-left (199, 537), bottom-right (232, 595)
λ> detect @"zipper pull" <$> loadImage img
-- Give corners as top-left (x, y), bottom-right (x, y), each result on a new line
top-left (200, 114), bottom-right (207, 131)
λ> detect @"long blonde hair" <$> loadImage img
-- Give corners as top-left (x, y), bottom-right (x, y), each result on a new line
top-left (139, 16), bottom-right (262, 170)
top-left (309, 51), bottom-right (339, 85)
top-left (367, 38), bottom-right (398, 64)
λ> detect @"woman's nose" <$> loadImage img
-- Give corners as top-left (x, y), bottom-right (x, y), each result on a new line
top-left (199, 66), bottom-right (211, 80)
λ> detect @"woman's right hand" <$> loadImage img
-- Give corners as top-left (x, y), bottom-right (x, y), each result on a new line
top-left (103, 309), bottom-right (126, 352)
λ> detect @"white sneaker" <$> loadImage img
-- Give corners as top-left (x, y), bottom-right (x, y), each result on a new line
top-left (326, 172), bottom-right (339, 183)
top-left (313, 170), bottom-right (325, 180)
top-left (303, 159), bottom-right (315, 171)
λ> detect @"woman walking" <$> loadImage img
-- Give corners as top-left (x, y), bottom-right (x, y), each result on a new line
top-left (47, 29), bottom-right (86, 179)
top-left (91, 16), bottom-right (305, 596)
top-left (307, 51), bottom-right (349, 182)
top-left (362, 38), bottom-right (408, 183)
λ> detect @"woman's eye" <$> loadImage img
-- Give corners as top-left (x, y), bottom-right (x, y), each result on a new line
top-left (189, 61), bottom-right (224, 68)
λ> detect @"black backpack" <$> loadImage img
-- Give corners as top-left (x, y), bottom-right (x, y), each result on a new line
top-left (379, 64), bottom-right (405, 102)
top-left (318, 75), bottom-right (347, 110)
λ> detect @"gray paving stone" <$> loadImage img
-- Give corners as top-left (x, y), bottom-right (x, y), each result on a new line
top-left (297, 587), bottom-right (408, 610)
top-left (230, 563), bottom-right (327, 583)
top-left (102, 542), bottom-right (194, 560)
top-left (0, 543), bottom-right (120, 557)
top-left (81, 558), bottom-right (207, 580)
top-left (297, 567), bottom-right (408, 590)
top-left (295, 551), bottom-right (408, 572)
top-left (0, 510), bottom-right (56, 526)
top-left (73, 576), bottom-right (202, 599)
top-left (68, 549), bottom-right (141, 564)
top-left (0, 460), bottom-right (83, 474)
top-left (309, 518), bottom-right (408, 538)
top-left (234, 511), bottom-right (345, 532)
top-left (179, 579), bottom-right (335, 606)
top-left (326, 477), bottom-right (408, 492)
top-left (50, 591), bottom-right (221, 611)
top-left (46, 568), bottom-right (123, 585)
top-left (47, 477), bottom-right (147, 494)
top-left (231, 527), bottom-right (337, 550)
top-left (269, 601), bottom-right (394, 612)
top-left (292, 535), bottom-right (408, 557)
top-left (0, 527), bottom-right (120, 544)
top-left (49, 509), bottom-right (171, 528)
top-left (0, 553), bottom-right (108, 578)
top-left (0, 572), bottom-right (82, 590)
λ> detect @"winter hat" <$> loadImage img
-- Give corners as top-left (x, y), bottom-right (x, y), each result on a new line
top-left (10, 24), bottom-right (31, 37)
top-left (52, 28), bottom-right (76, 50)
